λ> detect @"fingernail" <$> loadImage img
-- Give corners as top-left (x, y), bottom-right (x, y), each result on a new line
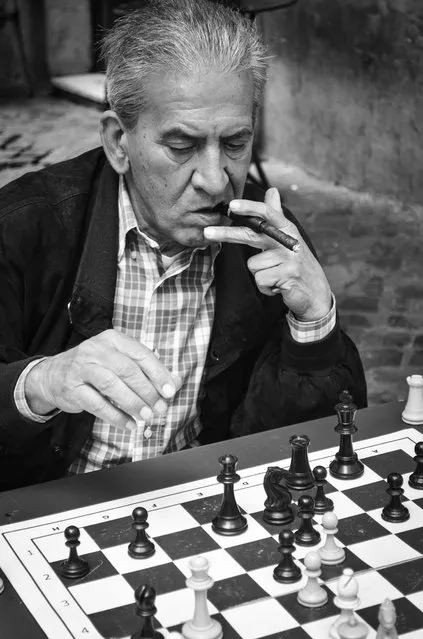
top-left (140, 406), bottom-right (153, 420)
top-left (162, 383), bottom-right (176, 398)
top-left (154, 399), bottom-right (168, 415)
top-left (230, 200), bottom-right (241, 210)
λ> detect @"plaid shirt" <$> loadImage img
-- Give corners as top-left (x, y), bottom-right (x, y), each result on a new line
top-left (14, 178), bottom-right (336, 472)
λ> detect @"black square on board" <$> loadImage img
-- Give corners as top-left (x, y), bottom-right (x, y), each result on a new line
top-left (358, 596), bottom-right (423, 634)
top-left (343, 480), bottom-right (407, 511)
top-left (276, 586), bottom-right (337, 625)
top-left (124, 561), bottom-right (186, 595)
top-left (182, 494), bottom-right (245, 526)
top-left (168, 613), bottom-right (242, 639)
top-left (51, 550), bottom-right (118, 585)
top-left (85, 515), bottom-right (134, 548)
top-left (89, 602), bottom-right (142, 638)
top-left (250, 504), bottom-right (299, 536)
top-left (362, 449), bottom-right (414, 479)
top-left (336, 513), bottom-right (389, 545)
top-left (155, 526), bottom-right (219, 560)
top-left (262, 630), bottom-right (310, 639)
top-left (398, 526), bottom-right (423, 555)
top-left (313, 547), bottom-right (371, 582)
top-left (207, 573), bottom-right (268, 610)
top-left (379, 557), bottom-right (423, 595)
top-left (226, 537), bottom-right (280, 571)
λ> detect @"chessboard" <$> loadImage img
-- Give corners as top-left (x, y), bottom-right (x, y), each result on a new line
top-left (1, 428), bottom-right (423, 639)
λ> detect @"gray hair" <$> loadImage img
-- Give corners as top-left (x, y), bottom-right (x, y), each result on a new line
top-left (100, 0), bottom-right (268, 130)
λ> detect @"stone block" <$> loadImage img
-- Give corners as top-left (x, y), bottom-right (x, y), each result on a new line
top-left (339, 296), bottom-right (379, 312)
top-left (362, 349), bottom-right (403, 368)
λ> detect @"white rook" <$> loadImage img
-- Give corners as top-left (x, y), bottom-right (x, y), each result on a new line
top-left (402, 374), bottom-right (423, 425)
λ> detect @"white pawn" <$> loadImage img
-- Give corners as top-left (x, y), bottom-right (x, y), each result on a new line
top-left (338, 616), bottom-right (368, 639)
top-left (182, 556), bottom-right (222, 639)
top-left (319, 511), bottom-right (346, 565)
top-left (330, 568), bottom-right (360, 639)
top-left (402, 374), bottom-right (423, 425)
top-left (297, 550), bottom-right (328, 608)
top-left (376, 598), bottom-right (398, 639)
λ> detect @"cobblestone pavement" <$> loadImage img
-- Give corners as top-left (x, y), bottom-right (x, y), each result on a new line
top-left (1, 96), bottom-right (423, 408)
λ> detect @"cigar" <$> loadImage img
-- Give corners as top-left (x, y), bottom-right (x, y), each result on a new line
top-left (213, 203), bottom-right (300, 253)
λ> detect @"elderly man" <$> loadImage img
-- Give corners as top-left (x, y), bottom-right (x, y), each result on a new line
top-left (0, 0), bottom-right (366, 490)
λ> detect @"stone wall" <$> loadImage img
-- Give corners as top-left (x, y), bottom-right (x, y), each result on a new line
top-left (260, 0), bottom-right (423, 205)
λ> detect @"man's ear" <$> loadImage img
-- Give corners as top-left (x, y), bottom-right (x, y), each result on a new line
top-left (99, 110), bottom-right (130, 174)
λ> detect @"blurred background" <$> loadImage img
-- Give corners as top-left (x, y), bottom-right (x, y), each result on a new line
top-left (1, 0), bottom-right (423, 407)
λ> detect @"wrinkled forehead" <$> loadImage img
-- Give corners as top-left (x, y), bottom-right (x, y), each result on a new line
top-left (136, 69), bottom-right (255, 133)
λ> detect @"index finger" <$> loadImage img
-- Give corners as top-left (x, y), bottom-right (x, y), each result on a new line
top-left (230, 187), bottom-right (292, 231)
top-left (108, 331), bottom-right (181, 398)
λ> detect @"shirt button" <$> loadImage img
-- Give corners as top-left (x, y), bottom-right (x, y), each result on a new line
top-left (144, 426), bottom-right (152, 439)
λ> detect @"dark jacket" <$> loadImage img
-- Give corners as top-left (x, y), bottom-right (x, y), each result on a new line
top-left (0, 148), bottom-right (367, 491)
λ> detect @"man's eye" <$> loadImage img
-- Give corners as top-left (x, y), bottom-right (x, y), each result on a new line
top-left (224, 142), bottom-right (247, 152)
top-left (169, 146), bottom-right (194, 153)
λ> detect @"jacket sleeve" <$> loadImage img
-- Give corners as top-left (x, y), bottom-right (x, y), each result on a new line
top-left (230, 199), bottom-right (368, 437)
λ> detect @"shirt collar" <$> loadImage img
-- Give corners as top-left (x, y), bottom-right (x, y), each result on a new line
top-left (117, 176), bottom-right (221, 264)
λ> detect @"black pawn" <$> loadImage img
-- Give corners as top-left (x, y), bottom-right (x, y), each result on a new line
top-left (329, 391), bottom-right (364, 480)
top-left (59, 526), bottom-right (89, 579)
top-left (313, 466), bottom-right (334, 514)
top-left (212, 453), bottom-right (248, 535)
top-left (273, 529), bottom-right (302, 584)
top-left (128, 508), bottom-right (155, 559)
top-left (294, 495), bottom-right (321, 546)
top-left (382, 473), bottom-right (410, 523)
top-left (131, 584), bottom-right (162, 639)
top-left (409, 442), bottom-right (423, 490)
top-left (285, 434), bottom-right (315, 492)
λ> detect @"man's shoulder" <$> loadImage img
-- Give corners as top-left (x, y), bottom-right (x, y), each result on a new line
top-left (0, 147), bottom-right (107, 219)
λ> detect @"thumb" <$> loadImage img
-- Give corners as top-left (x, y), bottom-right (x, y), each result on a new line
top-left (264, 187), bottom-right (290, 228)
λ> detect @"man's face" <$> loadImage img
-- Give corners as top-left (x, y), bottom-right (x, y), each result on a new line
top-left (122, 70), bottom-right (255, 251)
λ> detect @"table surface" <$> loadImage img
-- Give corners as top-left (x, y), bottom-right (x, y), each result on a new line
top-left (0, 400), bottom-right (420, 638)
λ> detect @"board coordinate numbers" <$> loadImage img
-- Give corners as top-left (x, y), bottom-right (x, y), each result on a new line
top-left (1, 427), bottom-right (423, 638)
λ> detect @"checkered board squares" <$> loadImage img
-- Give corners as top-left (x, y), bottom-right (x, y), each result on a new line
top-left (2, 429), bottom-right (423, 639)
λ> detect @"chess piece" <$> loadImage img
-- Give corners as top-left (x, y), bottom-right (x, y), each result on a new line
top-left (329, 391), bottom-right (364, 480)
top-left (402, 375), bottom-right (423, 425)
top-left (408, 442), bottom-right (423, 490)
top-left (319, 511), bottom-right (346, 565)
top-left (376, 598), bottom-right (398, 639)
top-left (128, 507), bottom-right (156, 559)
top-left (285, 434), bottom-right (315, 491)
top-left (297, 550), bottom-right (328, 607)
top-left (294, 495), bottom-right (321, 546)
top-left (330, 568), bottom-right (360, 639)
top-left (381, 473), bottom-right (410, 523)
top-left (0, 576), bottom-right (4, 594)
top-left (131, 584), bottom-right (162, 639)
top-left (338, 616), bottom-right (369, 639)
top-left (59, 526), bottom-right (89, 579)
top-left (182, 556), bottom-right (223, 639)
top-left (263, 466), bottom-right (294, 526)
top-left (313, 466), bottom-right (334, 514)
top-left (212, 454), bottom-right (247, 535)
top-left (273, 529), bottom-right (302, 584)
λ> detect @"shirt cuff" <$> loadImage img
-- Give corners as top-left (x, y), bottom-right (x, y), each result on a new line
top-left (287, 294), bottom-right (337, 343)
top-left (14, 358), bottom-right (61, 423)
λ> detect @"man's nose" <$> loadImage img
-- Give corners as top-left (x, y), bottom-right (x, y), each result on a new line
top-left (191, 148), bottom-right (229, 195)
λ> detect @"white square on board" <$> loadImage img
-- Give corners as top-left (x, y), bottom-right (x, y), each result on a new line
top-left (349, 535), bottom-right (420, 569)
top-left (69, 574), bottom-right (134, 614)
top-left (33, 528), bottom-right (100, 563)
top-left (326, 570), bottom-right (402, 609)
top-left (222, 598), bottom-right (297, 639)
top-left (235, 484), bottom-right (267, 514)
top-left (328, 466), bottom-right (383, 491)
top-left (147, 505), bottom-right (199, 536)
top-left (155, 588), bottom-right (217, 626)
top-left (103, 541), bottom-right (171, 574)
top-left (249, 561), bottom-right (307, 597)
top-left (369, 502), bottom-right (423, 534)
